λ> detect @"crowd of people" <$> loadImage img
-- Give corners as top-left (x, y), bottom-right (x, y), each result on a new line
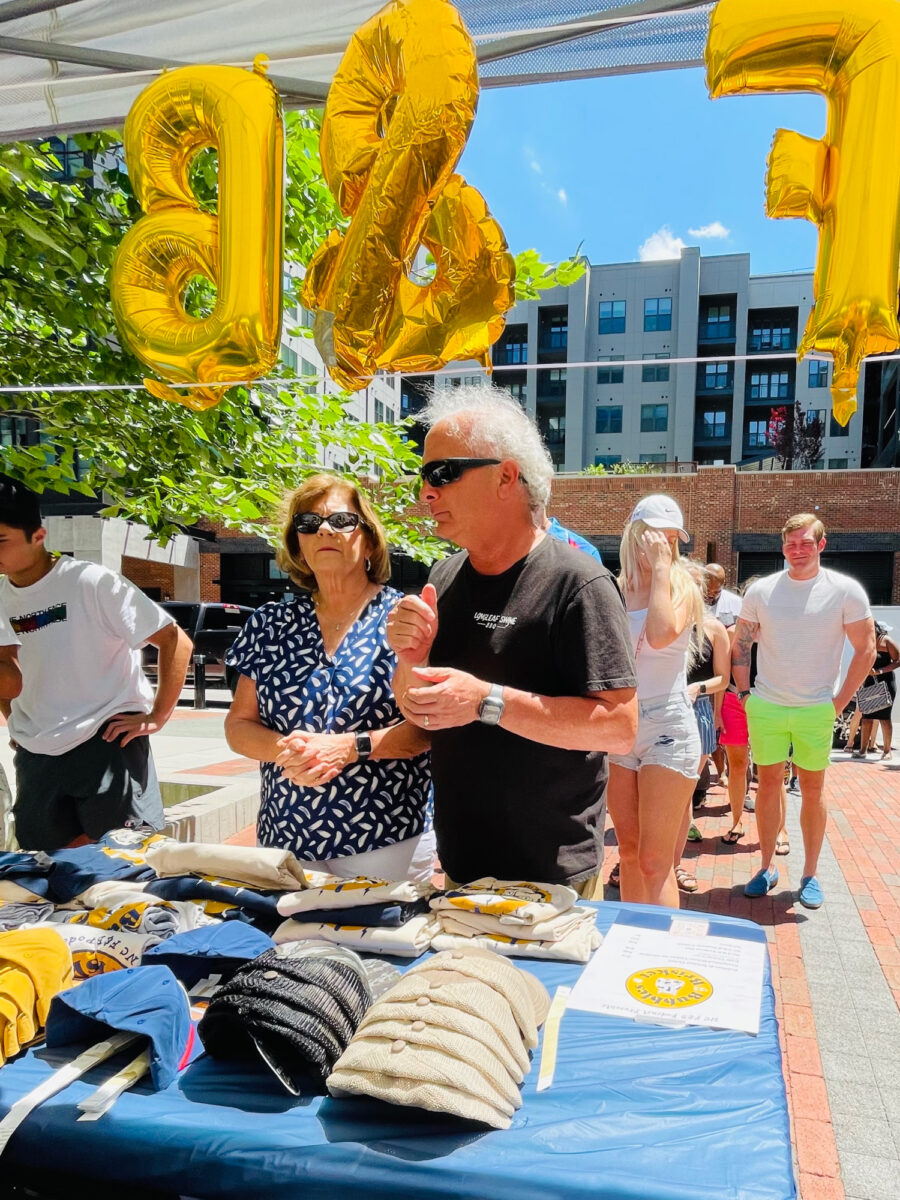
top-left (0, 385), bottom-right (884, 916)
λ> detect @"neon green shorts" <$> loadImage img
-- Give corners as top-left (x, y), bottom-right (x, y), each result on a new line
top-left (745, 695), bottom-right (835, 772)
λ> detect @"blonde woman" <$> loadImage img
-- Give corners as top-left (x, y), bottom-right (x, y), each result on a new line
top-left (607, 496), bottom-right (704, 907)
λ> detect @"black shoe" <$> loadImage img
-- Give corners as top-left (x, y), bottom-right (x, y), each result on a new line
top-left (692, 792), bottom-right (707, 810)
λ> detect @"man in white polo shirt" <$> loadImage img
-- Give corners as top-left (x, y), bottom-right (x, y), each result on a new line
top-left (0, 477), bottom-right (193, 851)
top-left (731, 513), bottom-right (874, 909)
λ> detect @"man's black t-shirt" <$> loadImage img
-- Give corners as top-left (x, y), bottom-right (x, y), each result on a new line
top-left (428, 534), bottom-right (636, 885)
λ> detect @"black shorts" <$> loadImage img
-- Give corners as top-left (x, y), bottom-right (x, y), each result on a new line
top-left (13, 719), bottom-right (164, 852)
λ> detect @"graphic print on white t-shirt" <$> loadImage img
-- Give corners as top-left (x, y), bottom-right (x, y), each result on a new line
top-left (0, 557), bottom-right (171, 756)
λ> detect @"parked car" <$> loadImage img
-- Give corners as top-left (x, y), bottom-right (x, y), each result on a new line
top-left (143, 602), bottom-right (255, 694)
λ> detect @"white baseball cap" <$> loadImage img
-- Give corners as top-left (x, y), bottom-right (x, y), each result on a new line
top-left (628, 494), bottom-right (689, 542)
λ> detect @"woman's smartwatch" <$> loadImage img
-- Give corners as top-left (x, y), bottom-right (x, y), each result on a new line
top-left (738, 690), bottom-right (752, 701)
top-left (355, 731), bottom-right (373, 761)
top-left (699, 683), bottom-right (707, 695)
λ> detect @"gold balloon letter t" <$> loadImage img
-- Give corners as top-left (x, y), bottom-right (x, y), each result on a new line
top-left (706, 0), bottom-right (900, 425)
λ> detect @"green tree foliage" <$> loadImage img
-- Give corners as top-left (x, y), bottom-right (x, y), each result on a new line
top-left (0, 113), bottom-right (582, 554)
top-left (581, 461), bottom-right (658, 476)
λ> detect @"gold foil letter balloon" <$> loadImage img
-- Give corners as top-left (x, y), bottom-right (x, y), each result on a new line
top-left (706, 0), bottom-right (900, 426)
top-left (302, 0), bottom-right (515, 391)
top-left (111, 61), bottom-right (284, 411)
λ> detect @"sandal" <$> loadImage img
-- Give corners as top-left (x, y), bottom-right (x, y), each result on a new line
top-left (775, 836), bottom-right (790, 856)
top-left (720, 828), bottom-right (744, 845)
top-left (675, 867), bottom-right (698, 893)
top-left (608, 861), bottom-right (621, 889)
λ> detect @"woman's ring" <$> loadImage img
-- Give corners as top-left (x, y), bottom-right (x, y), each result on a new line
top-left (423, 715), bottom-right (430, 727)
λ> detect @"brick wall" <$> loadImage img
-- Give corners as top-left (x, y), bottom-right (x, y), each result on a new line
top-left (549, 467), bottom-right (900, 600)
top-left (121, 557), bottom-right (175, 599)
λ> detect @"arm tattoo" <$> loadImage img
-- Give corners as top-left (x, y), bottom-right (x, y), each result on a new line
top-left (731, 620), bottom-right (759, 669)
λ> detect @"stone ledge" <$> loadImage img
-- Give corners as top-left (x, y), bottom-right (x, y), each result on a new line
top-left (160, 774), bottom-right (259, 844)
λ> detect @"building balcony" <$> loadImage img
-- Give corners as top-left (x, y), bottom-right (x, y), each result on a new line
top-left (694, 428), bottom-right (731, 446)
top-left (745, 391), bottom-right (793, 407)
top-left (695, 381), bottom-right (734, 398)
top-left (697, 323), bottom-right (736, 344)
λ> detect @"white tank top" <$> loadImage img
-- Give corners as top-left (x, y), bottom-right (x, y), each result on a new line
top-left (627, 607), bottom-right (691, 700)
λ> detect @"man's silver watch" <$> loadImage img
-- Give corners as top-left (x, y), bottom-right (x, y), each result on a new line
top-left (478, 683), bottom-right (505, 726)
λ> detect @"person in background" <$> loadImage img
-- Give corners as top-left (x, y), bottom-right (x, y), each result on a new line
top-left (606, 495), bottom-right (704, 908)
top-left (225, 474), bottom-right (434, 882)
top-left (704, 563), bottom-right (743, 624)
top-left (0, 476), bottom-right (192, 852)
top-left (387, 385), bottom-right (637, 895)
top-left (733, 513), bottom-right (874, 909)
top-left (855, 621), bottom-right (899, 761)
top-left (542, 512), bottom-right (602, 564)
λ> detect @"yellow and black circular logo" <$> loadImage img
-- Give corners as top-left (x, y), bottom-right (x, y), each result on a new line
top-left (626, 966), bottom-right (713, 1008)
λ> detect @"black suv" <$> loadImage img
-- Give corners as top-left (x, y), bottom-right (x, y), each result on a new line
top-left (143, 602), bottom-right (255, 694)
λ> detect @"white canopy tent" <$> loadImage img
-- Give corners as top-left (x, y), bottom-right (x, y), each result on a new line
top-left (0, 0), bottom-right (713, 140)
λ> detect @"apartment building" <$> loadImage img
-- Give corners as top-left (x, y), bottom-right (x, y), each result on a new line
top-left (441, 247), bottom-right (869, 473)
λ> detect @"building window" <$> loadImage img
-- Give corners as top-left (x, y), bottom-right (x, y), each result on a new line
top-left (640, 403), bottom-right (668, 432)
top-left (747, 420), bottom-right (769, 448)
top-left (749, 371), bottom-right (790, 400)
top-left (749, 324), bottom-right (793, 351)
top-left (805, 408), bottom-right (826, 430)
top-left (598, 300), bottom-right (626, 335)
top-left (704, 304), bottom-right (732, 337)
top-left (596, 406), bottom-right (623, 434)
top-left (704, 362), bottom-right (731, 390)
top-left (643, 297), bottom-right (672, 332)
top-left (829, 413), bottom-right (850, 438)
top-left (808, 360), bottom-right (829, 388)
top-left (300, 357), bottom-right (317, 394)
top-left (642, 352), bottom-right (670, 383)
top-left (639, 453), bottom-right (667, 463)
top-left (540, 364), bottom-right (566, 398)
top-left (0, 416), bottom-right (31, 447)
top-left (299, 305), bottom-right (315, 329)
top-left (542, 311), bottom-right (568, 350)
top-left (597, 355), bottom-right (624, 385)
top-left (541, 414), bottom-right (566, 447)
top-left (594, 454), bottom-right (622, 467)
top-left (280, 344), bottom-right (298, 371)
top-left (504, 380), bottom-right (526, 403)
top-left (496, 327), bottom-right (528, 365)
top-left (828, 457), bottom-right (848, 469)
top-left (701, 410), bottom-right (727, 439)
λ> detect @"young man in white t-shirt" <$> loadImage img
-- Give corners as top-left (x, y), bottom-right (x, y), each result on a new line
top-left (0, 477), bottom-right (193, 851)
top-left (731, 513), bottom-right (875, 909)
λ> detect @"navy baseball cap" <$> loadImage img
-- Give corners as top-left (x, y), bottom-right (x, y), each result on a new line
top-left (45, 966), bottom-right (192, 1090)
top-left (142, 923), bottom-right (275, 988)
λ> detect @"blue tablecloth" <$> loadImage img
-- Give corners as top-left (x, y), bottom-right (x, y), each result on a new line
top-left (0, 902), bottom-right (795, 1200)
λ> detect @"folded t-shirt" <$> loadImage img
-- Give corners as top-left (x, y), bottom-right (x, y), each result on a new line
top-left (273, 914), bottom-right (438, 958)
top-left (277, 876), bottom-right (434, 917)
top-left (429, 879), bottom-right (578, 925)
top-left (146, 842), bottom-right (308, 891)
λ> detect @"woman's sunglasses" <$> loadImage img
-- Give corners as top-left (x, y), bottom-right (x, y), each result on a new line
top-left (292, 510), bottom-right (364, 535)
top-left (418, 458), bottom-right (501, 488)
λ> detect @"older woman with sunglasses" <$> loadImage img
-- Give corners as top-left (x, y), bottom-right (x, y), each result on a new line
top-left (224, 474), bottom-right (434, 882)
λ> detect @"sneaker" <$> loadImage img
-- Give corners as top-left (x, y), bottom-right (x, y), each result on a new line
top-left (743, 793), bottom-right (755, 813)
top-left (787, 778), bottom-right (800, 794)
top-left (798, 875), bottom-right (824, 909)
top-left (692, 793), bottom-right (707, 811)
top-left (744, 866), bottom-right (779, 897)
top-left (687, 823), bottom-right (703, 842)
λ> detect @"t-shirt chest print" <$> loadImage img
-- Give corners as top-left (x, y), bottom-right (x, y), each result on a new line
top-left (226, 592), bottom-right (429, 861)
top-left (10, 604), bottom-right (67, 634)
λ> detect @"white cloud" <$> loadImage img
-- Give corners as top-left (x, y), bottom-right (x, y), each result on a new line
top-left (530, 159), bottom-right (543, 174)
top-left (688, 220), bottom-right (730, 240)
top-left (557, 188), bottom-right (568, 205)
top-left (638, 226), bottom-right (686, 261)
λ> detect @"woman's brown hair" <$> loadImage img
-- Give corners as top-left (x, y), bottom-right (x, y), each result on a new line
top-left (276, 474), bottom-right (391, 592)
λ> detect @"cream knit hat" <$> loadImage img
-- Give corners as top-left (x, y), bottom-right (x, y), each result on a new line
top-left (326, 948), bottom-right (549, 1129)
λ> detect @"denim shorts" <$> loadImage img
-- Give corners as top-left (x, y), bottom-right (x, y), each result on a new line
top-left (694, 694), bottom-right (717, 756)
top-left (609, 692), bottom-right (701, 780)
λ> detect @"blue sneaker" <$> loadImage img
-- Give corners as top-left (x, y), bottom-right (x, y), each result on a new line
top-left (798, 876), bottom-right (824, 909)
top-left (744, 867), bottom-right (779, 897)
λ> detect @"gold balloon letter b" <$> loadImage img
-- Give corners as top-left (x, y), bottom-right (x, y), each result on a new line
top-left (706, 0), bottom-right (900, 425)
top-left (111, 63), bottom-right (284, 411)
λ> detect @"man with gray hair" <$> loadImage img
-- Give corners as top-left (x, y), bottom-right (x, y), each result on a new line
top-left (387, 386), bottom-right (637, 894)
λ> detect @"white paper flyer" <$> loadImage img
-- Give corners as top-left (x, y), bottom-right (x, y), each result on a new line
top-left (567, 920), bottom-right (766, 1035)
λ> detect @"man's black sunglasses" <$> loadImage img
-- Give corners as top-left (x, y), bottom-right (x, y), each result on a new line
top-left (292, 510), bottom-right (365, 534)
top-left (419, 458), bottom-right (501, 488)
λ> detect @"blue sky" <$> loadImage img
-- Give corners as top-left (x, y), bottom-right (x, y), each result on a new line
top-left (459, 66), bottom-right (826, 276)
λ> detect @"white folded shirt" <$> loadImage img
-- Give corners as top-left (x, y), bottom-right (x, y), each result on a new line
top-left (429, 879), bottom-right (578, 925)
top-left (273, 913), bottom-right (438, 958)
top-left (431, 918), bottom-right (601, 965)
top-left (276, 874), bottom-right (434, 917)
top-left (436, 905), bottom-right (596, 943)
top-left (146, 842), bottom-right (308, 891)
